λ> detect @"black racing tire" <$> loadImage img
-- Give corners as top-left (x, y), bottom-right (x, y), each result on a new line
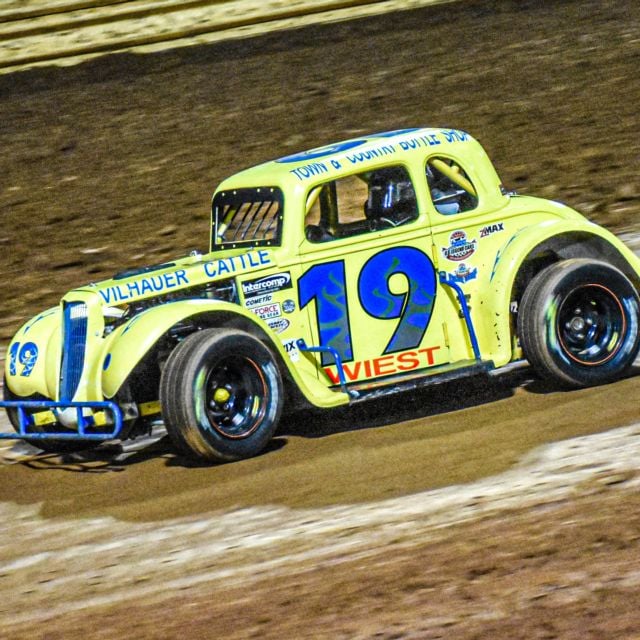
top-left (160, 328), bottom-right (284, 462)
top-left (518, 259), bottom-right (640, 388)
top-left (2, 377), bottom-right (99, 453)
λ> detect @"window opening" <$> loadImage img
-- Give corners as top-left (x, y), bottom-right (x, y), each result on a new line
top-left (426, 157), bottom-right (478, 215)
top-left (305, 165), bottom-right (418, 243)
top-left (212, 187), bottom-right (283, 249)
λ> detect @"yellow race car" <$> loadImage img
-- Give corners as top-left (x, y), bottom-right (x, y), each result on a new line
top-left (3, 128), bottom-right (640, 461)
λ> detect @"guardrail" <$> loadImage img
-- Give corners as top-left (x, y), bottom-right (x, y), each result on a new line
top-left (0, 0), bottom-right (451, 73)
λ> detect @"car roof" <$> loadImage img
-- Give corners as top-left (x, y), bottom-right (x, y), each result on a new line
top-left (214, 127), bottom-right (485, 194)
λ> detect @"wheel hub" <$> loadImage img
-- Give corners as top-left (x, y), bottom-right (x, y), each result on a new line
top-left (212, 387), bottom-right (231, 404)
top-left (558, 284), bottom-right (625, 365)
top-left (204, 357), bottom-right (268, 439)
top-left (567, 315), bottom-right (586, 334)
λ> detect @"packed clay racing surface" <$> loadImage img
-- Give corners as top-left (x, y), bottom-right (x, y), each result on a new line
top-left (1, 0), bottom-right (640, 637)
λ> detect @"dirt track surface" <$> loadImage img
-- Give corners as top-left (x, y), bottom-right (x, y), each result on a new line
top-left (1, 433), bottom-right (640, 639)
top-left (1, 0), bottom-right (640, 638)
top-left (0, 0), bottom-right (455, 73)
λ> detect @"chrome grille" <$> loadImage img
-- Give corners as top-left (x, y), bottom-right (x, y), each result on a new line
top-left (59, 301), bottom-right (88, 401)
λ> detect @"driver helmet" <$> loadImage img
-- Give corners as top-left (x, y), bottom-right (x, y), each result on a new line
top-left (365, 168), bottom-right (416, 220)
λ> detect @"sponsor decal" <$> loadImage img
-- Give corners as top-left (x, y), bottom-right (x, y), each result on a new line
top-left (250, 302), bottom-right (282, 320)
top-left (277, 129), bottom-right (466, 179)
top-left (99, 269), bottom-right (189, 304)
top-left (282, 299), bottom-right (296, 314)
top-left (479, 222), bottom-right (505, 238)
top-left (441, 230), bottom-right (477, 262)
top-left (450, 263), bottom-right (478, 284)
top-left (202, 250), bottom-right (271, 279)
top-left (282, 338), bottom-right (300, 362)
top-left (323, 346), bottom-right (441, 384)
top-left (267, 318), bottom-right (290, 334)
top-left (242, 272), bottom-right (292, 298)
top-left (244, 293), bottom-right (273, 309)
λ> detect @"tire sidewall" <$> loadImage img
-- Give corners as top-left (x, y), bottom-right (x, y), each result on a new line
top-left (526, 261), bottom-right (640, 386)
top-left (164, 329), bottom-right (283, 461)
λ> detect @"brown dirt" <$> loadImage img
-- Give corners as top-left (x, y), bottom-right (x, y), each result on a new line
top-left (7, 488), bottom-right (639, 640)
top-left (1, 0), bottom-right (640, 638)
top-left (2, 370), bottom-right (640, 521)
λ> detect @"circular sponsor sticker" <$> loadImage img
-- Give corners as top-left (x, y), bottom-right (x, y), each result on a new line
top-left (442, 230), bottom-right (477, 261)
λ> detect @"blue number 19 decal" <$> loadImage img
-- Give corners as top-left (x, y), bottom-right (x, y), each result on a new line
top-left (9, 341), bottom-right (39, 377)
top-left (358, 247), bottom-right (436, 354)
top-left (298, 247), bottom-right (437, 366)
top-left (299, 261), bottom-right (353, 366)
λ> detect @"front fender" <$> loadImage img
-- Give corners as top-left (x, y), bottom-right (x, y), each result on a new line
top-left (4, 307), bottom-right (60, 399)
top-left (100, 300), bottom-right (350, 409)
top-left (101, 299), bottom-right (264, 398)
top-left (480, 219), bottom-right (640, 366)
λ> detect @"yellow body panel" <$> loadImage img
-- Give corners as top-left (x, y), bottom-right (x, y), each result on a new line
top-left (4, 127), bottom-right (640, 419)
top-left (5, 307), bottom-right (60, 399)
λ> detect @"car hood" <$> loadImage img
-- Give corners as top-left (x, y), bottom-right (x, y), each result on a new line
top-left (72, 247), bottom-right (276, 307)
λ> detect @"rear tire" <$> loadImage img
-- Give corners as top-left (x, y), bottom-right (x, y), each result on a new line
top-left (518, 259), bottom-right (640, 388)
top-left (160, 328), bottom-right (283, 462)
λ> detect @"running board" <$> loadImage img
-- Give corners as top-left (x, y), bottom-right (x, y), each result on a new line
top-left (345, 360), bottom-right (495, 403)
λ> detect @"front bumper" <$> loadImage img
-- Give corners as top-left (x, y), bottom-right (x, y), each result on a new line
top-left (0, 400), bottom-right (123, 441)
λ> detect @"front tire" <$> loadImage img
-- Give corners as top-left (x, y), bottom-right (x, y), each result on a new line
top-left (160, 328), bottom-right (284, 462)
top-left (518, 259), bottom-right (640, 388)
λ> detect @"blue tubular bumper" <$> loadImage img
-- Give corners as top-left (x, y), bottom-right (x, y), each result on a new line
top-left (0, 400), bottom-right (123, 441)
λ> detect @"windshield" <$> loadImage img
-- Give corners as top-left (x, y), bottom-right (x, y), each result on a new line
top-left (211, 187), bottom-right (283, 250)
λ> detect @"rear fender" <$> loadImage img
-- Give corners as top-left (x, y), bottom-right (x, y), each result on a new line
top-left (479, 220), bottom-right (640, 366)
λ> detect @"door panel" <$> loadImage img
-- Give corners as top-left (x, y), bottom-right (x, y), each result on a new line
top-left (297, 231), bottom-right (451, 384)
